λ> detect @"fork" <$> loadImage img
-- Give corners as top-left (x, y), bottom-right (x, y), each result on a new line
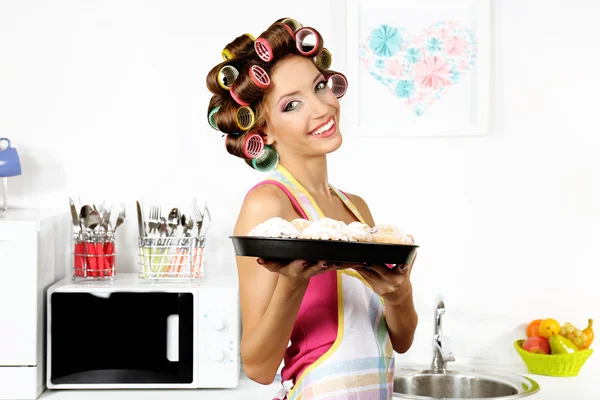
top-left (147, 206), bottom-right (161, 272)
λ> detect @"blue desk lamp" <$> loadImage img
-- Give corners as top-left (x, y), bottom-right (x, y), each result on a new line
top-left (0, 138), bottom-right (22, 211)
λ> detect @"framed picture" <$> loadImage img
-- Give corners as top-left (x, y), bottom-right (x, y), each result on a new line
top-left (345, 0), bottom-right (490, 137)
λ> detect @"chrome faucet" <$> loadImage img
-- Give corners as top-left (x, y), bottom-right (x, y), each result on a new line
top-left (431, 296), bottom-right (455, 373)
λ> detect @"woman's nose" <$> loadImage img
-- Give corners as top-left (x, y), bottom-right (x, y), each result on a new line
top-left (310, 95), bottom-right (330, 118)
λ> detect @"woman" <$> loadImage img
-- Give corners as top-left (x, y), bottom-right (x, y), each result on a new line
top-left (206, 18), bottom-right (418, 399)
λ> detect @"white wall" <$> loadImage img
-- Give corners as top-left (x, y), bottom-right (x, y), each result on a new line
top-left (1, 0), bottom-right (598, 374)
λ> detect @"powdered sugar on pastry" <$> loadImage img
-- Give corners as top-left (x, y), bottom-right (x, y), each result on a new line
top-left (370, 223), bottom-right (414, 244)
top-left (346, 221), bottom-right (373, 242)
top-left (298, 217), bottom-right (353, 241)
top-left (248, 217), bottom-right (300, 238)
top-left (291, 218), bottom-right (312, 233)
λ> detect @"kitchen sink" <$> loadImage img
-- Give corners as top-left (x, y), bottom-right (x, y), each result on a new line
top-left (393, 296), bottom-right (540, 399)
top-left (392, 367), bottom-right (540, 399)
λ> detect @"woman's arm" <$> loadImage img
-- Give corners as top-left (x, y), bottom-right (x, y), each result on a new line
top-left (347, 193), bottom-right (419, 354)
top-left (234, 186), bottom-right (338, 384)
top-left (234, 186), bottom-right (308, 384)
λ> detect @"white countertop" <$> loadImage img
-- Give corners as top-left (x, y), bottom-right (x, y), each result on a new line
top-left (38, 364), bottom-right (599, 400)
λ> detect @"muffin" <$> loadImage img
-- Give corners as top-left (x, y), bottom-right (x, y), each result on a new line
top-left (291, 218), bottom-right (312, 233)
top-left (370, 223), bottom-right (414, 244)
top-left (345, 221), bottom-right (373, 242)
top-left (298, 217), bottom-right (353, 241)
top-left (248, 217), bottom-right (300, 238)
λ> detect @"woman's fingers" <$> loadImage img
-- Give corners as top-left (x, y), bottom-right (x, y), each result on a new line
top-left (256, 257), bottom-right (306, 272)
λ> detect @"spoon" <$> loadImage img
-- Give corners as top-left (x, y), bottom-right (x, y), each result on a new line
top-left (85, 210), bottom-right (102, 231)
top-left (83, 209), bottom-right (102, 275)
top-left (79, 205), bottom-right (93, 233)
top-left (167, 208), bottom-right (180, 237)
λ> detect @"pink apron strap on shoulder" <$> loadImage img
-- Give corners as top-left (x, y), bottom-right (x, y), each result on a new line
top-left (246, 180), bottom-right (309, 220)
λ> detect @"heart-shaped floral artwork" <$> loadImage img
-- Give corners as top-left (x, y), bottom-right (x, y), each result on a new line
top-left (359, 21), bottom-right (478, 116)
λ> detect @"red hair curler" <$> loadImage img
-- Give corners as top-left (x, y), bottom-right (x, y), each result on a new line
top-left (249, 65), bottom-right (270, 89)
top-left (230, 83), bottom-right (249, 107)
top-left (295, 27), bottom-right (323, 57)
top-left (243, 132), bottom-right (265, 159)
top-left (254, 37), bottom-right (273, 62)
top-left (326, 72), bottom-right (348, 99)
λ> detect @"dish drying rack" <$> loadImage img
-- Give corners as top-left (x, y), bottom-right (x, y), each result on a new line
top-left (136, 200), bottom-right (210, 281)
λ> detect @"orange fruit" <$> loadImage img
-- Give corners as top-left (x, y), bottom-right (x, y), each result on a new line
top-left (526, 319), bottom-right (542, 338)
top-left (539, 318), bottom-right (561, 338)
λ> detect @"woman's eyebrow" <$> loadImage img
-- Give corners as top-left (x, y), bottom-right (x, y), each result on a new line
top-left (276, 72), bottom-right (324, 104)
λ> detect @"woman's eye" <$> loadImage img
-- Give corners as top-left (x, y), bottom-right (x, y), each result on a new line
top-left (315, 81), bottom-right (327, 91)
top-left (284, 101), bottom-right (300, 112)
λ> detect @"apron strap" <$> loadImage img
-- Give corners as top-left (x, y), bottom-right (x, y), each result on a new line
top-left (246, 180), bottom-right (310, 220)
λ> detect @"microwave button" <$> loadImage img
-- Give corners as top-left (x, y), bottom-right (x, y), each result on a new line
top-left (211, 318), bottom-right (227, 331)
top-left (207, 347), bottom-right (226, 362)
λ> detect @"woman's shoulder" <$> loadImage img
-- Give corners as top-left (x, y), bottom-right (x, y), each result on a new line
top-left (340, 191), bottom-right (375, 226)
top-left (234, 183), bottom-right (294, 235)
top-left (243, 182), bottom-right (290, 211)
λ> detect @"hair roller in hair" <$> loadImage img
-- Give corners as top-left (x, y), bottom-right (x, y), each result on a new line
top-left (249, 65), bottom-right (270, 89)
top-left (254, 37), bottom-right (273, 62)
top-left (242, 132), bottom-right (265, 159)
top-left (217, 65), bottom-right (239, 90)
top-left (314, 48), bottom-right (332, 70)
top-left (208, 106), bottom-right (220, 130)
top-left (236, 106), bottom-right (255, 130)
top-left (221, 48), bottom-right (234, 61)
top-left (222, 33), bottom-right (256, 61)
top-left (326, 72), bottom-right (348, 99)
top-left (280, 18), bottom-right (303, 38)
top-left (251, 145), bottom-right (279, 172)
top-left (230, 83), bottom-right (249, 107)
top-left (295, 27), bottom-right (323, 57)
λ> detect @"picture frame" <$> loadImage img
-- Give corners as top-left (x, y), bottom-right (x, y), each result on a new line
top-left (345, 0), bottom-right (491, 137)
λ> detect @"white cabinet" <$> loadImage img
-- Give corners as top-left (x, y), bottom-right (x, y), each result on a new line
top-left (0, 208), bottom-right (60, 400)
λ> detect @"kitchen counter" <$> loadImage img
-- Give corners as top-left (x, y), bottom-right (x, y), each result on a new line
top-left (38, 364), bottom-right (598, 400)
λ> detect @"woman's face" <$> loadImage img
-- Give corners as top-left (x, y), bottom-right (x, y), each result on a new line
top-left (262, 55), bottom-right (342, 158)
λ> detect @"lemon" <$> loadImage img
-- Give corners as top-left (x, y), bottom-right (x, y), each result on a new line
top-left (539, 318), bottom-right (561, 338)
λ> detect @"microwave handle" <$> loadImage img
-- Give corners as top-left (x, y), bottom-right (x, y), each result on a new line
top-left (166, 314), bottom-right (179, 362)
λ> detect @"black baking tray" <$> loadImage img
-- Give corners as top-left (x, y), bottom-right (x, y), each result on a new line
top-left (230, 236), bottom-right (418, 265)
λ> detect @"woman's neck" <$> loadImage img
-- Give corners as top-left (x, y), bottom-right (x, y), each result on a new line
top-left (279, 156), bottom-right (332, 198)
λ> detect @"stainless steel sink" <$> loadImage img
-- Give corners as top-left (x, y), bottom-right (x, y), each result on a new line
top-left (393, 296), bottom-right (540, 399)
top-left (393, 367), bottom-right (540, 399)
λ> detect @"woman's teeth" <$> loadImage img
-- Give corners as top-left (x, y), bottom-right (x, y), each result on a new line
top-left (311, 119), bottom-right (334, 135)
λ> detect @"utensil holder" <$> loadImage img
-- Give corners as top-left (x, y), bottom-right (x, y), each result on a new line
top-left (73, 231), bottom-right (116, 280)
top-left (137, 235), bottom-right (205, 281)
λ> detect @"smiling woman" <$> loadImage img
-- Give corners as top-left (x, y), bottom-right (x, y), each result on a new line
top-left (205, 17), bottom-right (418, 400)
top-left (205, 18), bottom-right (346, 172)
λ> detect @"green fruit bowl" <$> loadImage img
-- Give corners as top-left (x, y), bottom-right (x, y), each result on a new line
top-left (514, 340), bottom-right (593, 377)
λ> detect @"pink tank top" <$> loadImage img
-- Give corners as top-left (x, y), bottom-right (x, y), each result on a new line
top-left (246, 171), bottom-right (365, 384)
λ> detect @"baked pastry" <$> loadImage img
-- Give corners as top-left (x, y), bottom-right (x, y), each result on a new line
top-left (370, 223), bottom-right (413, 244)
top-left (298, 217), bottom-right (353, 241)
top-left (248, 217), bottom-right (300, 238)
top-left (291, 218), bottom-right (312, 233)
top-left (345, 221), bottom-right (373, 242)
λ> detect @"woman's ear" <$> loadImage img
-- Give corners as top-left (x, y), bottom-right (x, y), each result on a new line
top-left (261, 125), bottom-right (275, 145)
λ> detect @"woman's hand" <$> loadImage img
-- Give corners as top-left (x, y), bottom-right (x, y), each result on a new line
top-left (256, 258), bottom-right (358, 286)
top-left (353, 237), bottom-right (417, 307)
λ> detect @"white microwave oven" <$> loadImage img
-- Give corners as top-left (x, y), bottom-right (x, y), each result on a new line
top-left (46, 273), bottom-right (241, 389)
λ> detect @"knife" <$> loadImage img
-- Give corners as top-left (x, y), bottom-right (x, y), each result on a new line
top-left (69, 197), bottom-right (85, 276)
top-left (69, 197), bottom-right (81, 234)
top-left (136, 200), bottom-right (146, 238)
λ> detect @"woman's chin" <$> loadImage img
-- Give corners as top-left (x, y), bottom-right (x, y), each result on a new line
top-left (322, 133), bottom-right (343, 154)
